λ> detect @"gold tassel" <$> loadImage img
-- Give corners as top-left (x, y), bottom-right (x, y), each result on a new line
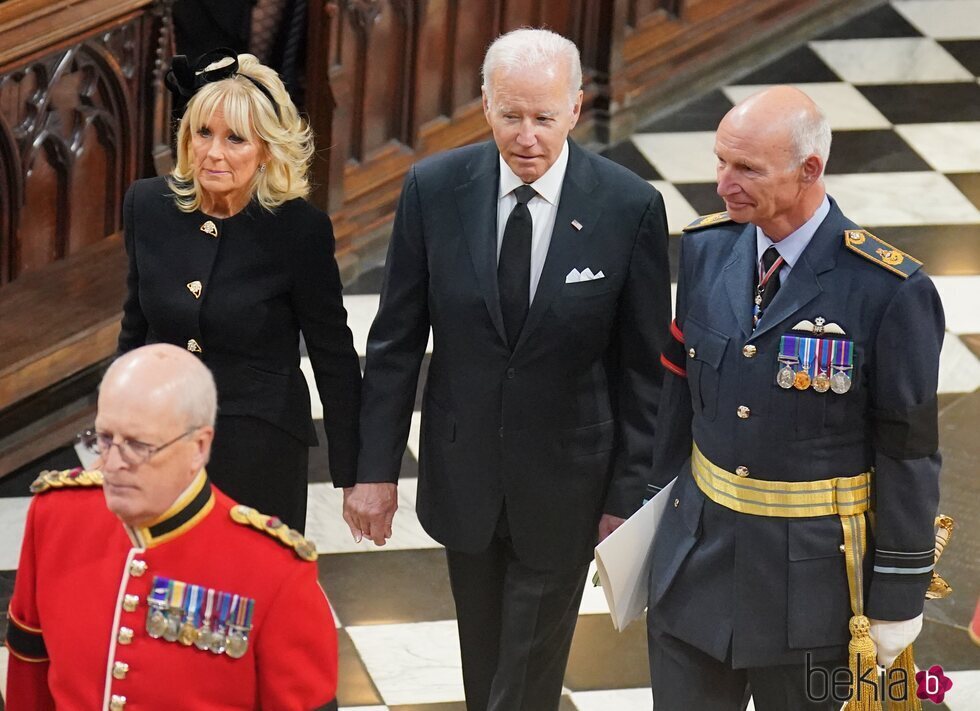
top-left (886, 644), bottom-right (921, 711)
top-left (844, 615), bottom-right (883, 711)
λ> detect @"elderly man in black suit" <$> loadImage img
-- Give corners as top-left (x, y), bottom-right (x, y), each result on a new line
top-left (344, 28), bottom-right (671, 711)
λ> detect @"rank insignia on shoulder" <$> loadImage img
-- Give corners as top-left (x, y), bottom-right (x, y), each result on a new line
top-left (230, 505), bottom-right (318, 561)
top-left (682, 211), bottom-right (734, 232)
top-left (844, 229), bottom-right (922, 278)
top-left (30, 468), bottom-right (104, 494)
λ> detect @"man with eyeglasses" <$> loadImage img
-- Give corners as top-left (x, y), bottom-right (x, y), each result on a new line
top-left (4, 344), bottom-right (339, 710)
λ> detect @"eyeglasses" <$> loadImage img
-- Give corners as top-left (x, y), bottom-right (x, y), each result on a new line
top-left (76, 428), bottom-right (199, 467)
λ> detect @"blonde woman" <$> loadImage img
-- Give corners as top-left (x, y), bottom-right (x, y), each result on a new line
top-left (117, 50), bottom-right (360, 533)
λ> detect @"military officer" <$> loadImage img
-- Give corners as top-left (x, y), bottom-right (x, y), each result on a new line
top-left (645, 86), bottom-right (944, 710)
top-left (4, 344), bottom-right (337, 710)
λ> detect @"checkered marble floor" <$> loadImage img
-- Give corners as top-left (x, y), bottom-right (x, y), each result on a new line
top-left (3, 2), bottom-right (980, 709)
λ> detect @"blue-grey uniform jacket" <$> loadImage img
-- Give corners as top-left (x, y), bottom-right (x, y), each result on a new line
top-left (647, 197), bottom-right (944, 668)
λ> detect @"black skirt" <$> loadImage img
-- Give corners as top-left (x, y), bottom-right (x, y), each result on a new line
top-left (207, 414), bottom-right (309, 533)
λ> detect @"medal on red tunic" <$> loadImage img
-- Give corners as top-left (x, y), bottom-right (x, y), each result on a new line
top-left (225, 597), bottom-right (255, 659)
top-left (178, 584), bottom-right (202, 646)
top-left (146, 576), bottom-right (170, 639)
top-left (163, 580), bottom-right (185, 642)
top-left (196, 587), bottom-right (216, 651)
top-left (208, 592), bottom-right (233, 654)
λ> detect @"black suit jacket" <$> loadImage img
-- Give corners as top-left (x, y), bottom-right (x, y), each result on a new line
top-left (118, 176), bottom-right (361, 481)
top-left (358, 140), bottom-right (671, 570)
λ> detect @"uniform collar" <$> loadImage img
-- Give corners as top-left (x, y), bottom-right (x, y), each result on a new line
top-left (755, 195), bottom-right (831, 268)
top-left (125, 469), bottom-right (215, 548)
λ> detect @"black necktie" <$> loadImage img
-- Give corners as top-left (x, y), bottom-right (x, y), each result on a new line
top-left (754, 245), bottom-right (784, 326)
top-left (498, 185), bottom-right (536, 349)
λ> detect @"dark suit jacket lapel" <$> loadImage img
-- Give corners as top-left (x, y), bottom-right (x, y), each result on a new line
top-left (723, 223), bottom-right (758, 341)
top-left (514, 141), bottom-right (599, 352)
top-left (748, 199), bottom-right (844, 343)
top-left (454, 142), bottom-right (507, 345)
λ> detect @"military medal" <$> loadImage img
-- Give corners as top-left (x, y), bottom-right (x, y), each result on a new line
top-left (208, 592), bottom-right (233, 654)
top-left (146, 577), bottom-right (170, 639)
top-left (196, 588), bottom-right (216, 651)
top-left (753, 251), bottom-right (784, 329)
top-left (776, 336), bottom-right (798, 389)
top-left (163, 580), bottom-right (186, 642)
top-left (224, 597), bottom-right (255, 659)
top-left (178, 584), bottom-right (202, 646)
top-left (793, 337), bottom-right (813, 390)
top-left (813, 372), bottom-right (831, 392)
top-left (812, 339), bottom-right (831, 393)
top-left (830, 339), bottom-right (854, 394)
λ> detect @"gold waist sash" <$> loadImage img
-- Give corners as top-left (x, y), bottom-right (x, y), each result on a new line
top-left (691, 445), bottom-right (896, 710)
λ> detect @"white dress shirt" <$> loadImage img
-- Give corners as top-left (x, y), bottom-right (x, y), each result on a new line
top-left (496, 141), bottom-right (570, 302)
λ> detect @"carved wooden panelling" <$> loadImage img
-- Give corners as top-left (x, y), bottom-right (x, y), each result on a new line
top-left (303, 0), bottom-right (852, 264)
top-left (1, 43), bottom-right (132, 279)
top-left (0, 0), bottom-right (173, 288)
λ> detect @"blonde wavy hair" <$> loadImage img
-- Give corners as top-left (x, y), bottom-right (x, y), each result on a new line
top-left (169, 54), bottom-right (313, 212)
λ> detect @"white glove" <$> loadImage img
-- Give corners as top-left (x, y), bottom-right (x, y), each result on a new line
top-left (869, 614), bottom-right (923, 668)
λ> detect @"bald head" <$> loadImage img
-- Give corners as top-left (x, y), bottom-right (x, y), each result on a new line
top-left (713, 86), bottom-right (830, 239)
top-left (103, 344), bottom-right (217, 430)
top-left (721, 86), bottom-right (831, 168)
top-left (97, 345), bottom-right (217, 526)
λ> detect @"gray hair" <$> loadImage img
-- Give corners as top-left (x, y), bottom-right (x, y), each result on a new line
top-left (104, 345), bottom-right (218, 428)
top-left (482, 28), bottom-right (582, 108)
top-left (790, 104), bottom-right (832, 171)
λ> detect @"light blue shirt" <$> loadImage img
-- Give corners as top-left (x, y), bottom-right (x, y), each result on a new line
top-left (755, 195), bottom-right (831, 281)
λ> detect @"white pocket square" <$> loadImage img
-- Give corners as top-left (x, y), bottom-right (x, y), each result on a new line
top-left (565, 268), bottom-right (605, 283)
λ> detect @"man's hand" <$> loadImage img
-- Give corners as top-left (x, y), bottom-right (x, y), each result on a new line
top-left (598, 513), bottom-right (627, 543)
top-left (343, 483), bottom-right (398, 546)
top-left (869, 614), bottom-right (923, 668)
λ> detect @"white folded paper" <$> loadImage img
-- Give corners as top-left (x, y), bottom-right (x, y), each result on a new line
top-left (594, 478), bottom-right (676, 632)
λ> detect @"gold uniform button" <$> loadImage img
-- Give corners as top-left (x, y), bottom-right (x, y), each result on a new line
top-left (688, 348), bottom-right (696, 359)
top-left (129, 560), bottom-right (147, 577)
top-left (110, 695), bottom-right (127, 710)
top-left (118, 627), bottom-right (134, 645)
top-left (735, 466), bottom-right (750, 478)
top-left (122, 594), bottom-right (140, 613)
top-left (112, 661), bottom-right (130, 680)
top-left (737, 405), bottom-right (751, 419)
top-left (742, 344), bottom-right (757, 358)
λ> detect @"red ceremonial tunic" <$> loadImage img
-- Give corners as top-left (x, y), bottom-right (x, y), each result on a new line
top-left (4, 470), bottom-right (337, 710)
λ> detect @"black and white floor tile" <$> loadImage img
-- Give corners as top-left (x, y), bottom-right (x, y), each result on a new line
top-left (3, 2), bottom-right (980, 708)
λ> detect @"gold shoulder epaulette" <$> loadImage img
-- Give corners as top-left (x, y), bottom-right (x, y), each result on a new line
top-left (844, 229), bottom-right (922, 279)
top-left (682, 211), bottom-right (734, 232)
top-left (30, 468), bottom-right (104, 494)
top-left (229, 505), bottom-right (317, 561)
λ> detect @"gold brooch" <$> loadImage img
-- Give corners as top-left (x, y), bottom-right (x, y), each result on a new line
top-left (200, 221), bottom-right (218, 237)
top-left (186, 281), bottom-right (202, 299)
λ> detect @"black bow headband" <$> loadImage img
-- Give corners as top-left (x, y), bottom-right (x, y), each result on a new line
top-left (165, 48), bottom-right (282, 121)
